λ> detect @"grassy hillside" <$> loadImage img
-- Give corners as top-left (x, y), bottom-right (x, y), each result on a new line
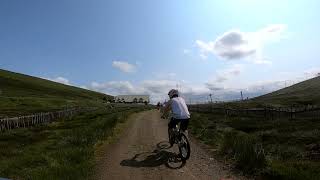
top-left (0, 69), bottom-right (155, 179)
top-left (252, 76), bottom-right (320, 106)
top-left (189, 77), bottom-right (320, 179)
top-left (0, 69), bottom-right (113, 118)
top-left (0, 105), bottom-right (152, 180)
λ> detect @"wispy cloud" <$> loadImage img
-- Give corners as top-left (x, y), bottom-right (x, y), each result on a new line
top-left (46, 77), bottom-right (71, 85)
top-left (152, 72), bottom-right (177, 80)
top-left (88, 78), bottom-right (226, 103)
top-left (79, 85), bottom-right (88, 90)
top-left (304, 67), bottom-right (320, 78)
top-left (87, 66), bottom-right (319, 104)
top-left (215, 64), bottom-right (244, 83)
top-left (87, 78), bottom-right (282, 104)
top-left (112, 61), bottom-right (137, 73)
top-left (183, 49), bottom-right (191, 54)
top-left (90, 81), bottom-right (144, 95)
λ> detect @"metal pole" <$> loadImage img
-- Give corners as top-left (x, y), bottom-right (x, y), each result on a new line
top-left (241, 91), bottom-right (243, 101)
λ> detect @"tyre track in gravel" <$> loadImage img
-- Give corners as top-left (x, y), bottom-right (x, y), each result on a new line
top-left (95, 110), bottom-right (249, 180)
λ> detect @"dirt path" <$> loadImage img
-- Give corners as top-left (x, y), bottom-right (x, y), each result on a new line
top-left (95, 110), bottom-right (248, 180)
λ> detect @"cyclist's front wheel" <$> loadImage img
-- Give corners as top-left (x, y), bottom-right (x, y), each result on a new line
top-left (178, 133), bottom-right (190, 161)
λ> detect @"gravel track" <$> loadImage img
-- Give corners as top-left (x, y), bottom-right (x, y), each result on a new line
top-left (95, 110), bottom-right (249, 180)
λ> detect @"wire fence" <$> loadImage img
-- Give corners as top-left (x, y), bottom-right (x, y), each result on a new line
top-left (0, 103), bottom-right (154, 132)
top-left (0, 108), bottom-right (93, 132)
top-left (188, 104), bottom-right (320, 120)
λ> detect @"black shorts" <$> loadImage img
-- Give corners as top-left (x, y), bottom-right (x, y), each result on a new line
top-left (168, 118), bottom-right (189, 131)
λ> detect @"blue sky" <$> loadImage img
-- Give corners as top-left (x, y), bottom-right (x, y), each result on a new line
top-left (1, 0), bottom-right (320, 103)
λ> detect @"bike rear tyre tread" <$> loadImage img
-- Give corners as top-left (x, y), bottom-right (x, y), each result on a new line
top-left (178, 133), bottom-right (191, 161)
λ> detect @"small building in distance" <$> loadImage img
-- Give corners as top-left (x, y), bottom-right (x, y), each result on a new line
top-left (114, 95), bottom-right (150, 104)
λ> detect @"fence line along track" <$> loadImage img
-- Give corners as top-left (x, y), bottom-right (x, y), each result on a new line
top-left (0, 108), bottom-right (94, 132)
top-left (0, 104), bottom-right (148, 132)
top-left (188, 104), bottom-right (320, 120)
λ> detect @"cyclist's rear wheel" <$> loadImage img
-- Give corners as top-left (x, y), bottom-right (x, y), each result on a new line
top-left (178, 133), bottom-right (190, 161)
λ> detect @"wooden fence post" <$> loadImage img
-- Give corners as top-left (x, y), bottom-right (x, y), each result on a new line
top-left (0, 119), bottom-right (3, 131)
top-left (7, 119), bottom-right (10, 130)
top-left (0, 107), bottom-right (93, 132)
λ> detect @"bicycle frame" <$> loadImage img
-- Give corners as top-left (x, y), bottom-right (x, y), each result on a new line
top-left (162, 114), bottom-right (191, 161)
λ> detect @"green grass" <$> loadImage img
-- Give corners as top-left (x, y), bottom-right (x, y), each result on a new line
top-left (0, 106), bottom-right (150, 180)
top-left (189, 77), bottom-right (320, 179)
top-left (189, 112), bottom-right (320, 179)
top-left (219, 130), bottom-right (267, 173)
top-left (0, 69), bottom-right (113, 118)
top-left (0, 69), bottom-right (154, 179)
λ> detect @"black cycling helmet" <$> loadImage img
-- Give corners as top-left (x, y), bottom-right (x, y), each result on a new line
top-left (168, 89), bottom-right (179, 98)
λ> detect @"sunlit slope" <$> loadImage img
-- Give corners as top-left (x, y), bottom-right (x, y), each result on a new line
top-left (253, 76), bottom-right (320, 106)
top-left (0, 69), bottom-right (112, 117)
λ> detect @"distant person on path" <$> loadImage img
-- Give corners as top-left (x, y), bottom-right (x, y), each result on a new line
top-left (156, 102), bottom-right (161, 110)
top-left (162, 89), bottom-right (190, 144)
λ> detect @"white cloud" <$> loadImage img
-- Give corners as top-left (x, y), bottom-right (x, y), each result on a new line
top-left (168, 73), bottom-right (177, 78)
top-left (246, 80), bottom-right (285, 93)
top-left (199, 54), bottom-right (208, 60)
top-left (205, 83), bottom-right (224, 91)
top-left (253, 59), bottom-right (272, 65)
top-left (141, 80), bottom-right (177, 94)
top-left (257, 24), bottom-right (287, 43)
top-left (241, 67), bottom-right (319, 98)
top-left (90, 81), bottom-right (145, 95)
top-left (87, 78), bottom-right (282, 104)
top-left (213, 64), bottom-right (244, 83)
top-left (213, 30), bottom-right (256, 59)
top-left (183, 49), bottom-right (190, 54)
top-left (152, 72), bottom-right (177, 80)
top-left (88, 79), bottom-right (209, 103)
top-left (304, 67), bottom-right (320, 78)
top-left (141, 80), bottom-right (216, 103)
top-left (46, 77), bottom-right (71, 85)
top-left (87, 66), bottom-right (318, 104)
top-left (195, 24), bottom-right (287, 62)
top-left (112, 61), bottom-right (137, 73)
top-left (195, 40), bottom-right (213, 59)
top-left (80, 85), bottom-right (88, 90)
top-left (196, 40), bottom-right (214, 53)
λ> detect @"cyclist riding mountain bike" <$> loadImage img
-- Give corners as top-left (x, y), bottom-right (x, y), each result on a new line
top-left (162, 89), bottom-right (190, 143)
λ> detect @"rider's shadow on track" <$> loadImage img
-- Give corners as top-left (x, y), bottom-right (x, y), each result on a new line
top-left (120, 141), bottom-right (186, 169)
